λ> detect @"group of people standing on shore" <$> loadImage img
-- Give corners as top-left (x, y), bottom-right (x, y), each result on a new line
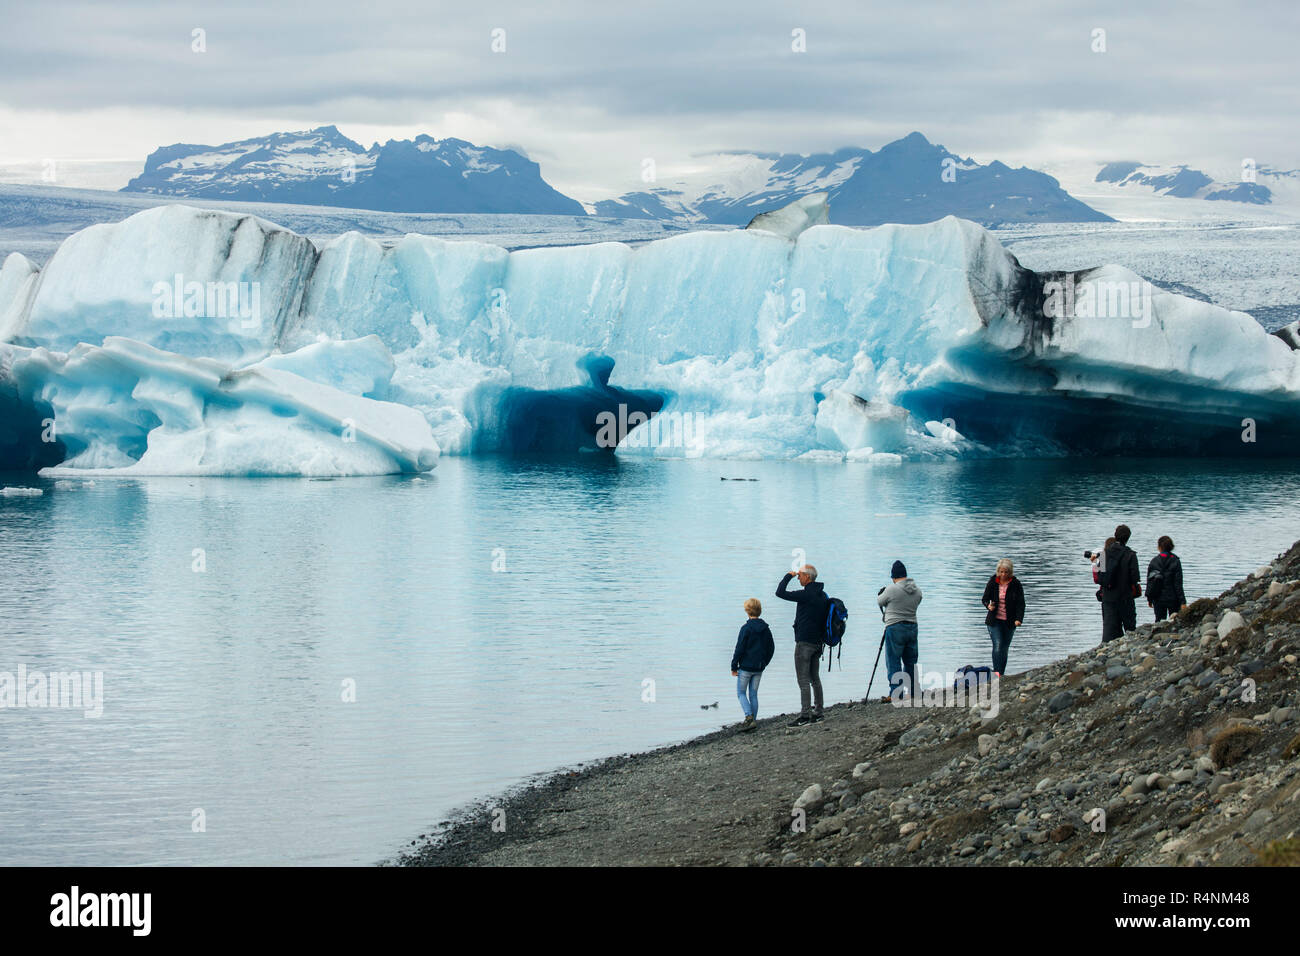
top-left (1092, 524), bottom-right (1188, 641)
top-left (727, 525), bottom-right (1189, 728)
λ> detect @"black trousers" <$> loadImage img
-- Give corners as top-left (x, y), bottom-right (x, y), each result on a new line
top-left (1101, 598), bottom-right (1136, 642)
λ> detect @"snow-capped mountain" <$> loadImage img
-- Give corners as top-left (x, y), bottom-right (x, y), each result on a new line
top-left (1095, 161), bottom-right (1300, 207)
top-left (122, 126), bottom-right (587, 216)
top-left (592, 132), bottom-right (1111, 226)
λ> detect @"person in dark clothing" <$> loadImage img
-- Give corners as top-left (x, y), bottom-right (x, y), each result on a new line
top-left (776, 565), bottom-right (829, 726)
top-left (1147, 535), bottom-right (1187, 622)
top-left (980, 557), bottom-right (1025, 675)
top-left (1100, 524), bottom-right (1140, 642)
top-left (731, 598), bottom-right (776, 730)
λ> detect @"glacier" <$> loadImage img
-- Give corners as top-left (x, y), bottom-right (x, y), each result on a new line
top-left (1, 197), bottom-right (1299, 476)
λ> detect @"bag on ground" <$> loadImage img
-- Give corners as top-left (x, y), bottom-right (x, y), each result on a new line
top-left (953, 664), bottom-right (995, 692)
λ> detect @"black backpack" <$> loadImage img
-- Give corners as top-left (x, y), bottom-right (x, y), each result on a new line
top-left (1098, 548), bottom-right (1122, 591)
top-left (824, 597), bottom-right (848, 671)
top-left (1146, 561), bottom-right (1166, 603)
top-left (1099, 546), bottom-right (1138, 596)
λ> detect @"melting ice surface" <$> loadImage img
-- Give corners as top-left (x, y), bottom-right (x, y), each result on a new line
top-left (2, 197), bottom-right (1300, 475)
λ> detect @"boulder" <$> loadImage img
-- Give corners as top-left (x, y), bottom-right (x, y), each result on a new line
top-left (1217, 611), bottom-right (1246, 639)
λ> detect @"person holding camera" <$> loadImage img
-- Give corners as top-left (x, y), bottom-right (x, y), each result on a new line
top-left (1098, 524), bottom-right (1140, 642)
top-left (877, 560), bottom-right (922, 699)
top-left (980, 558), bottom-right (1024, 675)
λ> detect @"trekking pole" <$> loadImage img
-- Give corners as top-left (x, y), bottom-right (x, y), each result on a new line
top-left (864, 630), bottom-right (887, 702)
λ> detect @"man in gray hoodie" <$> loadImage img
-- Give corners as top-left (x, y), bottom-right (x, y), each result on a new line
top-left (877, 560), bottom-right (922, 699)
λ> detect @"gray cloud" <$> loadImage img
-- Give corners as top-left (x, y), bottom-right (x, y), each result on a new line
top-left (1, 0), bottom-right (1296, 196)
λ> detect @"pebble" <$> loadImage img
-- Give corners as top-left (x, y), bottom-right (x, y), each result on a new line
top-left (1207, 775), bottom-right (1234, 797)
top-left (978, 734), bottom-right (996, 756)
top-left (1145, 772), bottom-right (1172, 791)
top-left (812, 817), bottom-right (845, 839)
top-left (1048, 692), bottom-right (1075, 714)
top-left (1244, 808), bottom-right (1274, 832)
top-left (1217, 611), bottom-right (1246, 639)
top-left (899, 724), bottom-right (938, 747)
top-left (794, 784), bottom-right (823, 810)
top-left (1123, 777), bottom-right (1151, 797)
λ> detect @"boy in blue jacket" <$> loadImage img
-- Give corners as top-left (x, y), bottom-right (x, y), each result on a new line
top-left (731, 598), bottom-right (776, 731)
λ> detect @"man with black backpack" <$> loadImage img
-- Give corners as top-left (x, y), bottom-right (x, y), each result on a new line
top-left (777, 565), bottom-right (830, 726)
top-left (1099, 524), bottom-right (1140, 642)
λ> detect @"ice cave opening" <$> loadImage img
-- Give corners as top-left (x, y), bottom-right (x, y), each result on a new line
top-left (0, 386), bottom-right (65, 471)
top-left (495, 355), bottom-right (666, 453)
top-left (900, 384), bottom-right (1292, 457)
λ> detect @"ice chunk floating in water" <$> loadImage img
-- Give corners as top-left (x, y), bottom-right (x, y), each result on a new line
top-left (2, 337), bottom-right (438, 476)
top-left (2, 195), bottom-right (1300, 472)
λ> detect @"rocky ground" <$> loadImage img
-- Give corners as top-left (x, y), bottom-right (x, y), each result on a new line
top-left (396, 545), bottom-right (1300, 867)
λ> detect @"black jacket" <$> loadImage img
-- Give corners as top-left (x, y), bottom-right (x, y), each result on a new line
top-left (731, 617), bottom-right (776, 672)
top-left (1101, 541), bottom-right (1140, 603)
top-left (1146, 552), bottom-right (1186, 608)
top-left (981, 575), bottom-right (1025, 627)
top-left (776, 573), bottom-right (829, 645)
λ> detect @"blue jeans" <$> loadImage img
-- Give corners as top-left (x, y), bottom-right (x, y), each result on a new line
top-left (884, 621), bottom-right (919, 697)
top-left (736, 669), bottom-right (762, 718)
top-left (988, 621), bottom-right (1014, 674)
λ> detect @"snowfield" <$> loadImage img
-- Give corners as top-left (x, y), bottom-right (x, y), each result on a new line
top-left (2, 196), bottom-right (1299, 475)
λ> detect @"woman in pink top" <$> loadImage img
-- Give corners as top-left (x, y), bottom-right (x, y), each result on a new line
top-left (980, 558), bottom-right (1025, 675)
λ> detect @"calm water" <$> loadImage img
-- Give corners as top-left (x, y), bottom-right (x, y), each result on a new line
top-left (1, 456), bottom-right (1298, 866)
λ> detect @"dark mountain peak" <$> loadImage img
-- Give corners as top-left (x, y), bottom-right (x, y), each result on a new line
top-left (880, 131), bottom-right (941, 154)
top-left (121, 127), bottom-right (585, 216)
top-left (1096, 161), bottom-right (1144, 183)
top-left (307, 125), bottom-right (366, 151)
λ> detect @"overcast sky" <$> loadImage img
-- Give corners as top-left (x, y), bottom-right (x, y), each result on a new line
top-left (1, 0), bottom-right (1296, 199)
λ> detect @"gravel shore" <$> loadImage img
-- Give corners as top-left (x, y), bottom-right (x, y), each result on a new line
top-left (396, 544), bottom-right (1300, 867)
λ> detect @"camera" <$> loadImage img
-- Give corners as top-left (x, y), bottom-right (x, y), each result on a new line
top-left (1084, 550), bottom-right (1094, 560)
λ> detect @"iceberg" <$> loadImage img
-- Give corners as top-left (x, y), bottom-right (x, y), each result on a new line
top-left (19, 205), bottom-right (316, 362)
top-left (1, 196), bottom-right (1298, 473)
top-left (3, 337), bottom-right (437, 476)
